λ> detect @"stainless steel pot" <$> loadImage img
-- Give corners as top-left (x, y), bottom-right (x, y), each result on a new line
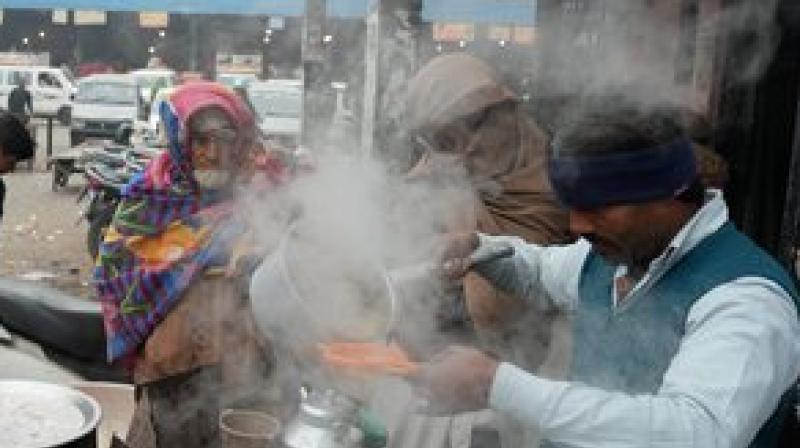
top-left (249, 227), bottom-right (395, 354)
top-left (249, 227), bottom-right (514, 353)
top-left (0, 380), bottom-right (102, 448)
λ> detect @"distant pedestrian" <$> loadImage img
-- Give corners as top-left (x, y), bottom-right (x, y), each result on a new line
top-left (7, 79), bottom-right (33, 125)
top-left (0, 113), bottom-right (35, 220)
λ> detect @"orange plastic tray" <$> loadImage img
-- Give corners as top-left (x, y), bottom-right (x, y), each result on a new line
top-left (319, 342), bottom-right (419, 377)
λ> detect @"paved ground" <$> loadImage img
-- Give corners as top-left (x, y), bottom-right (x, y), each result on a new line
top-left (0, 121), bottom-right (95, 298)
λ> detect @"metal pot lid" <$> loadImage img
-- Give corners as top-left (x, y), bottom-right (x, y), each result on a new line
top-left (0, 379), bottom-right (102, 447)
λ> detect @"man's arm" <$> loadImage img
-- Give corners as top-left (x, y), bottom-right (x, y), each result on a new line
top-left (25, 92), bottom-right (33, 114)
top-left (489, 278), bottom-right (800, 448)
top-left (472, 234), bottom-right (589, 312)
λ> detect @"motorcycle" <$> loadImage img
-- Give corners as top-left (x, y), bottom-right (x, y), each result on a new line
top-left (78, 145), bottom-right (160, 260)
top-left (0, 278), bottom-right (129, 383)
top-left (0, 278), bottom-right (135, 447)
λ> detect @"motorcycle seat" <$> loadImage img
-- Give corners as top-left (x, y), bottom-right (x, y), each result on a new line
top-left (87, 151), bottom-right (127, 169)
top-left (85, 164), bottom-right (130, 188)
top-left (0, 278), bottom-right (106, 362)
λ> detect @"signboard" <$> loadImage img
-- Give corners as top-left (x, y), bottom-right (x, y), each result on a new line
top-left (488, 26), bottom-right (512, 41)
top-left (513, 26), bottom-right (536, 45)
top-left (74, 10), bottom-right (106, 25)
top-left (0, 52), bottom-right (51, 66)
top-left (52, 9), bottom-right (68, 24)
top-left (432, 23), bottom-right (476, 42)
top-left (268, 16), bottom-right (285, 30)
top-left (216, 53), bottom-right (262, 74)
top-left (139, 11), bottom-right (168, 28)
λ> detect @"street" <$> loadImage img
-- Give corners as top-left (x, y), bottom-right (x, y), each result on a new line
top-left (0, 162), bottom-right (94, 298)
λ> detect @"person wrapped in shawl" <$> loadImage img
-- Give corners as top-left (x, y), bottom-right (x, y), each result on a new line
top-left (405, 53), bottom-right (572, 361)
top-left (385, 53), bottom-right (573, 448)
top-left (95, 81), bottom-right (282, 448)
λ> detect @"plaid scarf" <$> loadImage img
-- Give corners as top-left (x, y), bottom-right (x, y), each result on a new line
top-left (94, 82), bottom-right (256, 363)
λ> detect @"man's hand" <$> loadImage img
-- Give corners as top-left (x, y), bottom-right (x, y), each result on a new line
top-left (413, 345), bottom-right (499, 414)
top-left (439, 232), bottom-right (480, 281)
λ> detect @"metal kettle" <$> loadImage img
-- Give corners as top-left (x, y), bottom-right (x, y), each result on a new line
top-left (282, 388), bottom-right (362, 448)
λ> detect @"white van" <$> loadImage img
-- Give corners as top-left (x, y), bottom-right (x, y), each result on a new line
top-left (246, 79), bottom-right (302, 148)
top-left (0, 65), bottom-right (74, 124)
top-left (70, 74), bottom-right (144, 146)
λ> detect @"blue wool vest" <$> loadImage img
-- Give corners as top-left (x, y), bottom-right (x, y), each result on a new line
top-left (565, 222), bottom-right (798, 448)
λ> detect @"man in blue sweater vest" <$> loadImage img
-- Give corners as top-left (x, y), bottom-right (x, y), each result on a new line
top-left (414, 100), bottom-right (800, 448)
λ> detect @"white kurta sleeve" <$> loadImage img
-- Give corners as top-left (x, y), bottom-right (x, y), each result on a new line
top-left (475, 234), bottom-right (590, 312)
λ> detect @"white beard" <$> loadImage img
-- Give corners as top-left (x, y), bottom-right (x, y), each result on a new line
top-left (194, 169), bottom-right (232, 190)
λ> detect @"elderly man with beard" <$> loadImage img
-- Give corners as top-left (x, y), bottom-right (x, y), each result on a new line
top-left (95, 82), bottom-right (285, 448)
top-left (415, 100), bottom-right (800, 448)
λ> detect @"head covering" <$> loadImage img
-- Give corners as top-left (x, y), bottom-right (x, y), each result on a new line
top-left (406, 53), bottom-right (514, 133)
top-left (95, 82), bottom-right (257, 362)
top-left (406, 53), bottom-right (570, 244)
top-left (548, 138), bottom-right (698, 209)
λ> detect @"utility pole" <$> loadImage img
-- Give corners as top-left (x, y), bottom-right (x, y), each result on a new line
top-left (360, 0), bottom-right (422, 167)
top-left (301, 0), bottom-right (327, 150)
top-left (189, 15), bottom-right (199, 72)
top-left (70, 10), bottom-right (83, 65)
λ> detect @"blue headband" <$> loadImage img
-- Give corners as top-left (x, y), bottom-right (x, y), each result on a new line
top-left (547, 139), bottom-right (697, 209)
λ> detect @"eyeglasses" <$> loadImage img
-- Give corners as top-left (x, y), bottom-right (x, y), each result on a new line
top-left (190, 128), bottom-right (238, 147)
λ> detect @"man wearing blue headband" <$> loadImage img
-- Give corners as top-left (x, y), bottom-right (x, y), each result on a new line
top-left (414, 101), bottom-right (799, 448)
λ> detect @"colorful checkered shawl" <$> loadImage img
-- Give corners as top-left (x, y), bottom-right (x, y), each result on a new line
top-left (95, 82), bottom-right (255, 363)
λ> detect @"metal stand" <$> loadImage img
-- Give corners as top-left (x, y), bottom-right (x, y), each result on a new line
top-left (45, 117), bottom-right (54, 170)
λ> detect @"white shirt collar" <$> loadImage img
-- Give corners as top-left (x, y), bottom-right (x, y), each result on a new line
top-left (615, 190), bottom-right (728, 307)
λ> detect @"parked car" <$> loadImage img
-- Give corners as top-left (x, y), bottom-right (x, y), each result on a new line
top-left (0, 65), bottom-right (75, 124)
top-left (70, 74), bottom-right (144, 147)
top-left (247, 79), bottom-right (302, 149)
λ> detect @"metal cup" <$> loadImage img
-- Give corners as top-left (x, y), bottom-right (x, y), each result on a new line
top-left (219, 408), bottom-right (281, 448)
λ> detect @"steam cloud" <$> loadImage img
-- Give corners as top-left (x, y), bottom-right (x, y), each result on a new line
top-left (169, 0), bottom-right (786, 436)
top-left (535, 0), bottom-right (780, 115)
